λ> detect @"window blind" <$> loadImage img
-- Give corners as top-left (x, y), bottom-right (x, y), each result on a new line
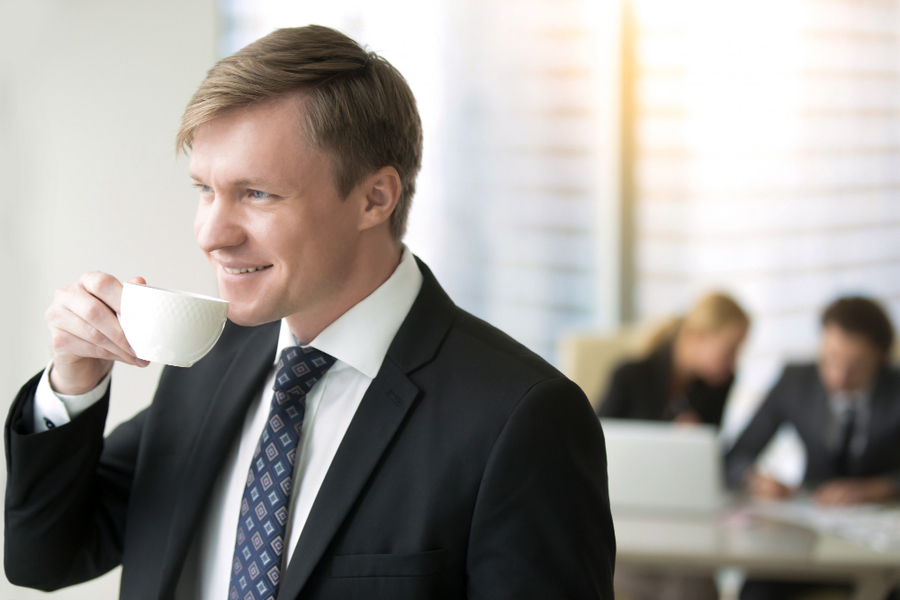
top-left (220, 0), bottom-right (619, 362)
top-left (629, 0), bottom-right (900, 440)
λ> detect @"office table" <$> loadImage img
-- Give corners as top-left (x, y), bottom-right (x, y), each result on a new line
top-left (613, 506), bottom-right (900, 600)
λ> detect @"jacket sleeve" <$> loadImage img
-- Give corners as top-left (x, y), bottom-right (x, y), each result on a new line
top-left (466, 376), bottom-right (616, 599)
top-left (4, 370), bottom-right (147, 591)
top-left (724, 368), bottom-right (791, 488)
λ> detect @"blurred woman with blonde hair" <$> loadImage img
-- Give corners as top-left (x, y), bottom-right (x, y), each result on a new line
top-left (598, 292), bottom-right (750, 425)
top-left (600, 292), bottom-right (750, 600)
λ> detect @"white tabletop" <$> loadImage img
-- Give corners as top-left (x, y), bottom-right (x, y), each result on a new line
top-left (613, 502), bottom-right (900, 600)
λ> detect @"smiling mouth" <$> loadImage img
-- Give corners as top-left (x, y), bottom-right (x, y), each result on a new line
top-left (223, 265), bottom-right (273, 274)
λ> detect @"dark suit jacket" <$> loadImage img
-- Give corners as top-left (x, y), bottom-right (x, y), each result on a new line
top-left (4, 259), bottom-right (615, 600)
top-left (725, 363), bottom-right (900, 488)
top-left (597, 343), bottom-right (732, 426)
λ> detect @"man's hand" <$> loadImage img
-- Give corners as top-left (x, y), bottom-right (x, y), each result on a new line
top-left (746, 470), bottom-right (796, 500)
top-left (46, 272), bottom-right (149, 395)
top-left (673, 409), bottom-right (702, 425)
top-left (814, 477), bottom-right (899, 506)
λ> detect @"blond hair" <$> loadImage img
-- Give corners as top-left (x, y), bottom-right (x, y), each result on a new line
top-left (177, 25), bottom-right (423, 241)
top-left (644, 292), bottom-right (750, 353)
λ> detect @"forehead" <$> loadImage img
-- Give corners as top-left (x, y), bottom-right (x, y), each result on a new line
top-left (822, 324), bottom-right (877, 356)
top-left (188, 95), bottom-right (321, 184)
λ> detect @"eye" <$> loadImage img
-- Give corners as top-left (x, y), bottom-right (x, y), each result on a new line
top-left (250, 190), bottom-right (271, 199)
top-left (194, 184), bottom-right (213, 194)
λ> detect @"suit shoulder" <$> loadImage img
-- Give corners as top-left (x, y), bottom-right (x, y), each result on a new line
top-left (438, 313), bottom-right (594, 443)
top-left (448, 308), bottom-right (563, 382)
top-left (880, 364), bottom-right (900, 380)
top-left (876, 365), bottom-right (900, 390)
top-left (779, 362), bottom-right (818, 383)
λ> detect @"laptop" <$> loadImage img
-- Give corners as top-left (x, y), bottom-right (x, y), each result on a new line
top-left (600, 418), bottom-right (727, 513)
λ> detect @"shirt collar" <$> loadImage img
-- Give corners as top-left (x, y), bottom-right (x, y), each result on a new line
top-left (829, 385), bottom-right (872, 415)
top-left (273, 246), bottom-right (423, 379)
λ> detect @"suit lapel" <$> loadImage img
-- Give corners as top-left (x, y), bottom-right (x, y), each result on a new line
top-left (159, 321), bottom-right (280, 598)
top-left (858, 367), bottom-right (893, 468)
top-left (277, 359), bottom-right (420, 598)
top-left (806, 373), bottom-right (834, 476)
top-left (277, 258), bottom-right (457, 598)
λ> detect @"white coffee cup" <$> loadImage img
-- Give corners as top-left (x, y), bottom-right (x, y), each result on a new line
top-left (118, 283), bottom-right (229, 368)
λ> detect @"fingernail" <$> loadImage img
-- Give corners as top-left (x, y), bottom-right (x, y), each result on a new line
top-left (138, 359), bottom-right (150, 367)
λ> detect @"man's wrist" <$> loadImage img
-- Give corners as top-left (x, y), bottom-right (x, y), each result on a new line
top-left (48, 362), bottom-right (111, 396)
top-left (38, 361), bottom-right (112, 429)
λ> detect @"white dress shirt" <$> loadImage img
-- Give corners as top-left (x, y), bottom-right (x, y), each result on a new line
top-left (827, 387), bottom-right (871, 459)
top-left (33, 247), bottom-right (423, 600)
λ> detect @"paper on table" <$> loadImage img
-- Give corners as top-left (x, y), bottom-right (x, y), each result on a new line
top-left (747, 499), bottom-right (900, 552)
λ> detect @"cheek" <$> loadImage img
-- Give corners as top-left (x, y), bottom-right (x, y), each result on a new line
top-left (848, 364), bottom-right (872, 388)
top-left (699, 346), bottom-right (719, 369)
top-left (820, 363), bottom-right (843, 388)
top-left (263, 214), bottom-right (329, 271)
top-left (703, 348), bottom-right (731, 377)
top-left (193, 204), bottom-right (207, 241)
top-left (261, 199), bottom-right (358, 270)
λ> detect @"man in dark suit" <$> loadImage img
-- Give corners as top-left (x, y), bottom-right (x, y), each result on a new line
top-left (4, 26), bottom-right (615, 600)
top-left (726, 296), bottom-right (900, 600)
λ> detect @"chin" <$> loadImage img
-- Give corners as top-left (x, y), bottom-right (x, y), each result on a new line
top-left (226, 305), bottom-right (275, 328)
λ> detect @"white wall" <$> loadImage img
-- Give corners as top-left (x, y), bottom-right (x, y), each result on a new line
top-left (0, 1), bottom-right (216, 596)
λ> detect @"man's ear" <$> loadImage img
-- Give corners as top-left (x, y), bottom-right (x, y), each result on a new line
top-left (357, 166), bottom-right (401, 232)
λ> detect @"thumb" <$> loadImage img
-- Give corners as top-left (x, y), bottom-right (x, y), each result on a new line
top-left (128, 276), bottom-right (147, 285)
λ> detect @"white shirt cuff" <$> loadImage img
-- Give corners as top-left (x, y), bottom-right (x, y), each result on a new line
top-left (33, 361), bottom-right (112, 433)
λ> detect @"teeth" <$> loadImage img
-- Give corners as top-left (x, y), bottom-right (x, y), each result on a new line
top-left (224, 265), bottom-right (270, 274)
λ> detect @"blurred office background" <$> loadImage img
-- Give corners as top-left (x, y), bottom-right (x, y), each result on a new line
top-left (1, 0), bottom-right (899, 597)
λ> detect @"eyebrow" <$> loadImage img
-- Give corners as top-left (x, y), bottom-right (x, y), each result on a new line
top-left (188, 173), bottom-right (270, 188)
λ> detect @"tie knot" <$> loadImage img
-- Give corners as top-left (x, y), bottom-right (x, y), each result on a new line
top-left (273, 346), bottom-right (336, 397)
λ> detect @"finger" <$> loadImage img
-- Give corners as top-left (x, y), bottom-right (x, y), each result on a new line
top-left (62, 285), bottom-right (137, 357)
top-left (814, 483), bottom-right (833, 497)
top-left (749, 476), bottom-right (768, 496)
top-left (754, 480), bottom-right (780, 499)
top-left (127, 276), bottom-right (146, 285)
top-left (51, 328), bottom-right (139, 366)
top-left (815, 487), bottom-right (843, 505)
top-left (79, 271), bottom-right (126, 314)
top-left (755, 476), bottom-right (778, 494)
top-left (52, 306), bottom-right (140, 365)
top-left (52, 305), bottom-right (142, 365)
top-left (823, 492), bottom-right (850, 506)
top-left (834, 486), bottom-right (861, 506)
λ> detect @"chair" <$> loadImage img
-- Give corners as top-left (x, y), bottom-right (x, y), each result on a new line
top-left (557, 322), bottom-right (660, 411)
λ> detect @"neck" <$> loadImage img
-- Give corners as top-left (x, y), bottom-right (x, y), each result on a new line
top-left (286, 237), bottom-right (402, 345)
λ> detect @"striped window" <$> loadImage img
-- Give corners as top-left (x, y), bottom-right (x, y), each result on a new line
top-left (219, 0), bottom-right (620, 362)
top-left (628, 0), bottom-right (900, 447)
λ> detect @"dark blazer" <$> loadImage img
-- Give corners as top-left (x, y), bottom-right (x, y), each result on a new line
top-left (4, 259), bottom-right (615, 600)
top-left (725, 363), bottom-right (900, 488)
top-left (597, 343), bottom-right (732, 426)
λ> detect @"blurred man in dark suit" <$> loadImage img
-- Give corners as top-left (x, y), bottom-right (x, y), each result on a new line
top-left (727, 296), bottom-right (900, 600)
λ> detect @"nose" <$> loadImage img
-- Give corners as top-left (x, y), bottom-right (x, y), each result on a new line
top-left (195, 195), bottom-right (246, 254)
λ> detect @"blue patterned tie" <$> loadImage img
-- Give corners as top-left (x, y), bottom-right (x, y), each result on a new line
top-left (228, 346), bottom-right (336, 600)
